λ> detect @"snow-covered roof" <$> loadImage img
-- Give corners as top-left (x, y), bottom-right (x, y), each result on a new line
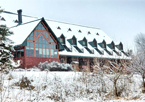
top-left (0, 11), bottom-right (131, 59)
top-left (46, 20), bottom-right (130, 59)
top-left (0, 11), bottom-right (41, 45)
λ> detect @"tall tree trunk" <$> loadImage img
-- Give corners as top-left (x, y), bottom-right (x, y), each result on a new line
top-left (114, 80), bottom-right (118, 97)
top-left (114, 74), bottom-right (121, 97)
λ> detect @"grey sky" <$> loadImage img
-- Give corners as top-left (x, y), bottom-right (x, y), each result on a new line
top-left (1, 0), bottom-right (145, 52)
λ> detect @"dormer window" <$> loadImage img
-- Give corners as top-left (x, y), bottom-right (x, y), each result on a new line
top-left (111, 41), bottom-right (115, 49)
top-left (1, 17), bottom-right (5, 21)
top-left (60, 35), bottom-right (65, 44)
top-left (116, 42), bottom-right (123, 51)
top-left (57, 26), bottom-right (61, 30)
top-left (102, 40), bottom-right (106, 49)
top-left (72, 36), bottom-right (76, 45)
top-left (119, 43), bottom-right (123, 51)
top-left (102, 43), bottom-right (105, 48)
top-left (88, 31), bottom-right (91, 34)
top-left (60, 38), bottom-right (64, 44)
top-left (93, 39), bottom-right (97, 47)
top-left (78, 30), bottom-right (82, 33)
top-left (68, 28), bottom-right (72, 31)
top-left (83, 41), bottom-right (86, 45)
top-left (96, 33), bottom-right (99, 35)
top-left (82, 38), bottom-right (87, 46)
top-left (14, 20), bottom-right (18, 23)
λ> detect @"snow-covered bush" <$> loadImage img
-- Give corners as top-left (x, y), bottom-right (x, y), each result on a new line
top-left (38, 61), bottom-right (73, 71)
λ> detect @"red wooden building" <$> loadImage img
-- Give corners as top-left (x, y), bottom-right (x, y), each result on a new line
top-left (13, 18), bottom-right (64, 68)
top-left (0, 10), bottom-right (131, 70)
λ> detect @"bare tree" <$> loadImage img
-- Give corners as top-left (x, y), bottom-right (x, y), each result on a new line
top-left (93, 58), bottom-right (132, 98)
top-left (133, 33), bottom-right (145, 92)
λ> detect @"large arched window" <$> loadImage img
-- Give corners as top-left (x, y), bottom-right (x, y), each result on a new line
top-left (26, 22), bottom-right (58, 58)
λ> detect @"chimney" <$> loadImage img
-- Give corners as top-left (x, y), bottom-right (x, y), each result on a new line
top-left (17, 9), bottom-right (22, 24)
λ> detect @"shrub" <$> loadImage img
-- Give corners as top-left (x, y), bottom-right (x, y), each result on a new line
top-left (38, 61), bottom-right (73, 71)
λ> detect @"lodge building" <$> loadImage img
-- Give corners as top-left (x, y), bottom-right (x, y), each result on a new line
top-left (0, 10), bottom-right (131, 71)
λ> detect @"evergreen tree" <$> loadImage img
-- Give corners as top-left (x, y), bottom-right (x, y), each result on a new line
top-left (0, 8), bottom-right (19, 73)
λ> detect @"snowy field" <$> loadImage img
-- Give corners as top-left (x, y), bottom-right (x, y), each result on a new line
top-left (0, 71), bottom-right (145, 102)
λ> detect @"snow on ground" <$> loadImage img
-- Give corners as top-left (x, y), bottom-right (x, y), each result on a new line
top-left (0, 71), bottom-right (145, 102)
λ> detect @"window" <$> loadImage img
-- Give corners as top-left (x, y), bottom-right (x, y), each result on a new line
top-left (14, 49), bottom-right (24, 58)
top-left (111, 42), bottom-right (115, 49)
top-left (102, 43), bottom-right (105, 48)
top-left (50, 36), bottom-right (54, 42)
top-left (68, 28), bottom-right (72, 31)
top-left (35, 34), bottom-right (49, 57)
top-left (35, 31), bottom-right (41, 39)
top-left (1, 17), bottom-right (5, 21)
top-left (60, 38), bottom-right (63, 43)
top-left (54, 50), bottom-right (58, 58)
top-left (102, 41), bottom-right (106, 49)
top-left (60, 35), bottom-right (65, 44)
top-left (78, 30), bottom-right (81, 33)
top-left (50, 44), bottom-right (58, 58)
top-left (119, 43), bottom-right (123, 50)
top-left (96, 33), bottom-right (99, 35)
top-left (26, 47), bottom-right (34, 57)
top-left (57, 26), bottom-right (61, 30)
top-left (51, 49), bottom-right (54, 58)
top-left (27, 33), bottom-right (33, 40)
top-left (15, 20), bottom-right (18, 23)
top-left (44, 32), bottom-right (49, 39)
top-left (82, 38), bottom-right (87, 46)
top-left (83, 41), bottom-right (86, 45)
top-left (17, 51), bottom-right (20, 57)
top-left (72, 37), bottom-right (76, 45)
top-left (72, 57), bottom-right (77, 61)
top-left (79, 58), bottom-right (87, 66)
top-left (26, 22), bottom-right (58, 58)
top-left (88, 31), bottom-right (91, 34)
top-left (93, 40), bottom-right (97, 47)
top-left (36, 22), bottom-right (46, 30)
top-left (14, 52), bottom-right (17, 58)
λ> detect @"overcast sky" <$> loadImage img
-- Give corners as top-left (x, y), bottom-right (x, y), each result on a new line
top-left (1, 0), bottom-right (145, 52)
